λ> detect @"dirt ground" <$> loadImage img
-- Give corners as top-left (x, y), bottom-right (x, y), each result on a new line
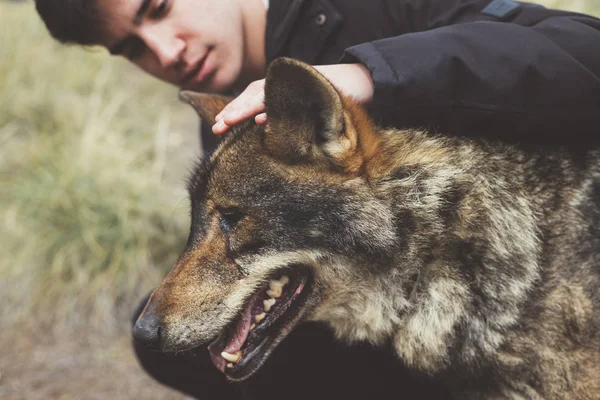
top-left (0, 323), bottom-right (187, 400)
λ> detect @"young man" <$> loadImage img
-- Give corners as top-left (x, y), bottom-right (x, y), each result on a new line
top-left (35, 0), bottom-right (600, 398)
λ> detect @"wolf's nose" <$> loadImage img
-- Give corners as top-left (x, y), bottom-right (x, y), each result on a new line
top-left (132, 312), bottom-right (162, 350)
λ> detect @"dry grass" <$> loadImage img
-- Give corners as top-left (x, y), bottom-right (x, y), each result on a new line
top-left (1, 1), bottom-right (197, 398)
top-left (0, 2), bottom-right (197, 332)
top-left (543, 0), bottom-right (600, 14)
top-left (0, 0), bottom-right (598, 399)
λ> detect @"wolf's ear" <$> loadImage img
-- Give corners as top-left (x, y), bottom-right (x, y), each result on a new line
top-left (264, 58), bottom-right (345, 162)
top-left (179, 91), bottom-right (234, 125)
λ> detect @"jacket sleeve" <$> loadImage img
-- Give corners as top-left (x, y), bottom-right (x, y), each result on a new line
top-left (340, 0), bottom-right (600, 145)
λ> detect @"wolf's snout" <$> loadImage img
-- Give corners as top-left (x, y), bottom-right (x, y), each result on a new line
top-left (132, 311), bottom-right (162, 350)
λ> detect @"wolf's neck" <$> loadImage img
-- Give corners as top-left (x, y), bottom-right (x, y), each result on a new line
top-left (317, 129), bottom-right (542, 373)
top-left (388, 131), bottom-right (540, 372)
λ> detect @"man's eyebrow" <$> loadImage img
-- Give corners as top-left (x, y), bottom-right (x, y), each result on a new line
top-left (108, 0), bottom-right (152, 55)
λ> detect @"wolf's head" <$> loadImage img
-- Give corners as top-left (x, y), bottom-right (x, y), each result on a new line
top-left (133, 58), bottom-right (401, 380)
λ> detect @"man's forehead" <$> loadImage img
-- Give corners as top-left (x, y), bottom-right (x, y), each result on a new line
top-left (95, 0), bottom-right (142, 48)
top-left (100, 0), bottom-right (139, 16)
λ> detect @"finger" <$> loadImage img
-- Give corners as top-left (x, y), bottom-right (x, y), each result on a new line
top-left (255, 113), bottom-right (268, 125)
top-left (212, 119), bottom-right (231, 135)
top-left (222, 81), bottom-right (265, 125)
top-left (223, 99), bottom-right (264, 126)
top-left (215, 105), bottom-right (235, 123)
top-left (215, 97), bottom-right (243, 122)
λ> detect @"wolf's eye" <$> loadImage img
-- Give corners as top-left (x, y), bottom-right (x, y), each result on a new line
top-left (218, 208), bottom-right (244, 232)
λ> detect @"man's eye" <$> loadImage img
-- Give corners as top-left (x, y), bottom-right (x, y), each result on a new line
top-left (153, 0), bottom-right (170, 17)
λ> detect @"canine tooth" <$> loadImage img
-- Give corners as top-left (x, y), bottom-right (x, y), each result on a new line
top-left (227, 363), bottom-right (234, 369)
top-left (221, 351), bottom-right (242, 363)
top-left (264, 298), bottom-right (276, 312)
top-left (255, 312), bottom-right (266, 323)
top-left (269, 280), bottom-right (283, 289)
top-left (249, 323), bottom-right (256, 332)
top-left (269, 275), bottom-right (289, 289)
top-left (266, 275), bottom-right (289, 298)
top-left (267, 287), bottom-right (282, 298)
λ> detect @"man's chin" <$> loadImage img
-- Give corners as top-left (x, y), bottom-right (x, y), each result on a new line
top-left (182, 72), bottom-right (236, 95)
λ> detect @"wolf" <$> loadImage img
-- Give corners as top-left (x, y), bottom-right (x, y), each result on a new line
top-left (133, 57), bottom-right (600, 399)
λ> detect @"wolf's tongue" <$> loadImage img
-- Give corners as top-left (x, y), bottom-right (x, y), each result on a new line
top-left (208, 302), bottom-right (253, 371)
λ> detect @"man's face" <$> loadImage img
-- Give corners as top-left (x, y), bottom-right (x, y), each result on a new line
top-left (100, 0), bottom-right (246, 93)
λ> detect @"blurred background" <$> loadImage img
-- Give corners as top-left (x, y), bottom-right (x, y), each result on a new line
top-left (1, 0), bottom-right (599, 399)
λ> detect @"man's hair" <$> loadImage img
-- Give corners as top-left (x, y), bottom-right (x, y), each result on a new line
top-left (35, 0), bottom-right (106, 46)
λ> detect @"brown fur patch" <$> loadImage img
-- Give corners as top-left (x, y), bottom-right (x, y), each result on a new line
top-left (179, 91), bottom-right (233, 125)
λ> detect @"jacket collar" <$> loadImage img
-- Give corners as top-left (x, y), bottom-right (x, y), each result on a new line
top-left (265, 0), bottom-right (307, 62)
top-left (266, 0), bottom-right (343, 64)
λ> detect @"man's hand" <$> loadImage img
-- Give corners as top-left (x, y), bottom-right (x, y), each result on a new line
top-left (212, 63), bottom-right (374, 135)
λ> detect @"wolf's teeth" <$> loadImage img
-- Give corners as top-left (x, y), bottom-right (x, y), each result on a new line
top-left (221, 351), bottom-right (242, 363)
top-left (263, 298), bottom-right (276, 312)
top-left (269, 281), bottom-right (283, 289)
top-left (267, 287), bottom-right (282, 298)
top-left (269, 275), bottom-right (290, 289)
top-left (255, 312), bottom-right (266, 323)
top-left (249, 323), bottom-right (256, 332)
top-left (227, 363), bottom-right (234, 369)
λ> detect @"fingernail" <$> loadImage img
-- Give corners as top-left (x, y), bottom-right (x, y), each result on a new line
top-left (255, 114), bottom-right (268, 124)
top-left (212, 120), bottom-right (228, 134)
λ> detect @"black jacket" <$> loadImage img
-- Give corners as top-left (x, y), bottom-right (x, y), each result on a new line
top-left (271, 0), bottom-right (600, 144)
top-left (203, 0), bottom-right (600, 152)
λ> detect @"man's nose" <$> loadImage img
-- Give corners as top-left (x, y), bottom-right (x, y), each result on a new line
top-left (132, 310), bottom-right (162, 350)
top-left (142, 28), bottom-right (185, 69)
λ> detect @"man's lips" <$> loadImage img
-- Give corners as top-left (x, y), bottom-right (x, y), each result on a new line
top-left (180, 51), bottom-right (210, 86)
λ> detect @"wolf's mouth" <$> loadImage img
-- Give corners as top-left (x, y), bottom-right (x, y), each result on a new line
top-left (207, 267), bottom-right (311, 380)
